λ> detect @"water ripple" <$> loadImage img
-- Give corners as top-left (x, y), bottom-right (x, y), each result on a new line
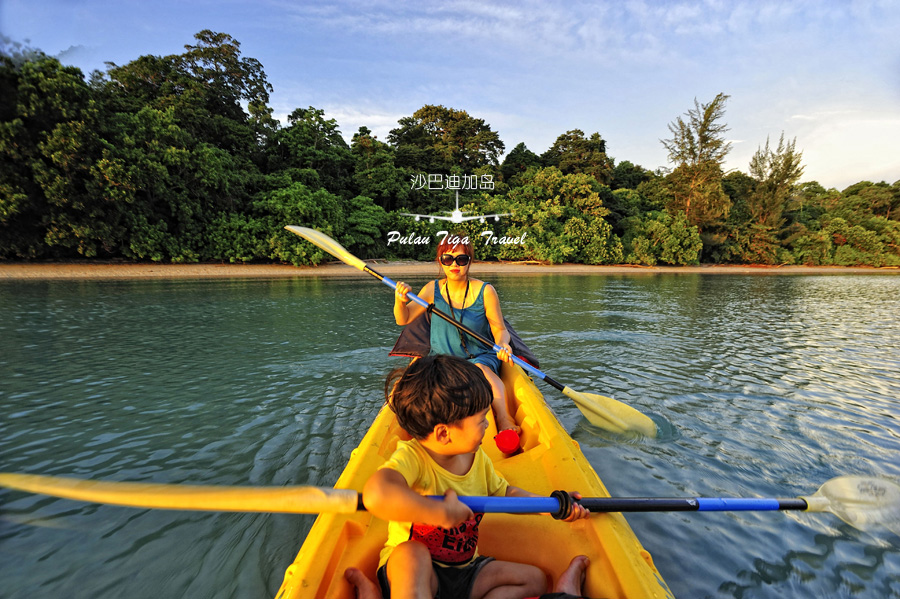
top-left (2, 275), bottom-right (899, 599)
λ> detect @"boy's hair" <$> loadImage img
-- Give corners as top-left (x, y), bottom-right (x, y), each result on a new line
top-left (385, 355), bottom-right (492, 439)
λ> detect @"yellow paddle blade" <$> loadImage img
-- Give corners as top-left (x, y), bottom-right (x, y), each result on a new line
top-left (284, 226), bottom-right (367, 271)
top-left (0, 473), bottom-right (360, 514)
top-left (802, 475), bottom-right (900, 534)
top-left (561, 388), bottom-right (658, 438)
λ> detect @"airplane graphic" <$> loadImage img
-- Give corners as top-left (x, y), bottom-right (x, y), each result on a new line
top-left (400, 191), bottom-right (510, 224)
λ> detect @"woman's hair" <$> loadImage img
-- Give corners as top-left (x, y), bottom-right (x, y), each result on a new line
top-left (385, 355), bottom-right (492, 439)
top-left (436, 232), bottom-right (474, 260)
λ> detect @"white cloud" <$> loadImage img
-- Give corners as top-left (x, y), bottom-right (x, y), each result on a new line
top-left (326, 105), bottom-right (408, 142)
top-left (799, 113), bottom-right (900, 188)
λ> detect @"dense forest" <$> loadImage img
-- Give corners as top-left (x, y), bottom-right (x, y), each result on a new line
top-left (2, 31), bottom-right (898, 266)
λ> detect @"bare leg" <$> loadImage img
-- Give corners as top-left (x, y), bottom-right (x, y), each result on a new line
top-left (476, 364), bottom-right (520, 434)
top-left (385, 541), bottom-right (439, 598)
top-left (470, 559), bottom-right (546, 599)
top-left (554, 556), bottom-right (589, 596)
top-left (344, 568), bottom-right (382, 599)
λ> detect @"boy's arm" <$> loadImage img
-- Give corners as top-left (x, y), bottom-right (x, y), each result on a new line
top-left (363, 468), bottom-right (475, 528)
top-left (505, 485), bottom-right (590, 521)
top-left (504, 485), bottom-right (540, 499)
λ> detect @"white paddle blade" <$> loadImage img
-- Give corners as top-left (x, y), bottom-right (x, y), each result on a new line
top-left (804, 475), bottom-right (900, 534)
top-left (284, 226), bottom-right (367, 271)
top-left (562, 388), bottom-right (658, 438)
top-left (0, 473), bottom-right (361, 515)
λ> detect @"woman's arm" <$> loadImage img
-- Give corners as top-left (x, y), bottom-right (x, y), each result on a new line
top-left (482, 284), bottom-right (512, 359)
top-left (394, 282), bottom-right (433, 326)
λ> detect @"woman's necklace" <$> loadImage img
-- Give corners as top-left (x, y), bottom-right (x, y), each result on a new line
top-left (444, 279), bottom-right (474, 358)
top-left (444, 279), bottom-right (469, 312)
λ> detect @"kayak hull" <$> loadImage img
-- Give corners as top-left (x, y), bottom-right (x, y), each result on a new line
top-left (276, 363), bottom-right (673, 599)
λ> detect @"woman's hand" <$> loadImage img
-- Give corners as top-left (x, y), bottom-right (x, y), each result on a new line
top-left (495, 342), bottom-right (513, 363)
top-left (395, 282), bottom-right (411, 305)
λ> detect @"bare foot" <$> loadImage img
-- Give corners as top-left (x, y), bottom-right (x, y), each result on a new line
top-left (555, 555), bottom-right (589, 596)
top-left (344, 567), bottom-right (382, 599)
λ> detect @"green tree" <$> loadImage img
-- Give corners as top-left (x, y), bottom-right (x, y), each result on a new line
top-left (611, 160), bottom-right (652, 190)
top-left (661, 93), bottom-right (732, 231)
top-left (269, 107), bottom-right (354, 198)
top-left (541, 130), bottom-right (614, 185)
top-left (93, 31), bottom-right (277, 261)
top-left (499, 167), bottom-right (622, 264)
top-left (837, 181), bottom-right (898, 222)
top-left (208, 179), bottom-right (344, 265)
top-left (0, 54), bottom-right (120, 258)
top-left (500, 142), bottom-right (542, 186)
top-left (102, 31), bottom-right (273, 164)
top-left (388, 105), bottom-right (505, 172)
top-left (350, 127), bottom-right (410, 212)
top-left (621, 211), bottom-right (703, 266)
top-left (747, 133), bottom-right (805, 229)
top-left (341, 194), bottom-right (389, 258)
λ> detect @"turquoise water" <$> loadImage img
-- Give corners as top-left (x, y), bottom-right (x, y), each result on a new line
top-left (1, 274), bottom-right (898, 598)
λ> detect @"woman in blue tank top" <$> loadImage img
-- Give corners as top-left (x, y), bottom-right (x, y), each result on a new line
top-left (393, 233), bottom-right (520, 436)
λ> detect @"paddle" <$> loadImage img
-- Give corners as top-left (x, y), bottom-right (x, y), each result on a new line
top-left (3, 473), bottom-right (897, 534)
top-left (284, 225), bottom-right (657, 437)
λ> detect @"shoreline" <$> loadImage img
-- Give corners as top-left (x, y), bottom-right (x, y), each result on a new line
top-left (1, 261), bottom-right (897, 280)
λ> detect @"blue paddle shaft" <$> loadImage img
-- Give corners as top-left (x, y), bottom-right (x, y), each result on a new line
top-left (427, 496), bottom-right (809, 514)
top-left (380, 274), bottom-right (550, 383)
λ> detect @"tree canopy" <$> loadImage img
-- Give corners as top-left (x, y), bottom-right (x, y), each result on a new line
top-left (1, 35), bottom-right (897, 268)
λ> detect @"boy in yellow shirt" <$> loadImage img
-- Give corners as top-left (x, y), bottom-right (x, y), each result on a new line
top-left (351, 354), bottom-right (588, 599)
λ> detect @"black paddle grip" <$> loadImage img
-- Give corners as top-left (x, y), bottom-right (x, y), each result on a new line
top-left (550, 490), bottom-right (574, 519)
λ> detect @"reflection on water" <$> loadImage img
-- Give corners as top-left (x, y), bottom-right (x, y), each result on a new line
top-left (1, 274), bottom-right (898, 598)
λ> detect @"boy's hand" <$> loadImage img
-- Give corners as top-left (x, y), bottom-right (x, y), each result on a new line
top-left (439, 489), bottom-right (475, 528)
top-left (560, 492), bottom-right (590, 522)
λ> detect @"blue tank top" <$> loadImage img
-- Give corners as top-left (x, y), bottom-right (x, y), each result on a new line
top-left (430, 280), bottom-right (494, 360)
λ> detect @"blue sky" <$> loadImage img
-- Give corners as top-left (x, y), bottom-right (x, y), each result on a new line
top-left (3, 0), bottom-right (899, 190)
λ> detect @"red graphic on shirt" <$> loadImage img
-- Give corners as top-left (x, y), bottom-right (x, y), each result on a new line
top-left (410, 513), bottom-right (484, 565)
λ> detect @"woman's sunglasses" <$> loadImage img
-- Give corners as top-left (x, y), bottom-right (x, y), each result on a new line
top-left (439, 254), bottom-right (471, 267)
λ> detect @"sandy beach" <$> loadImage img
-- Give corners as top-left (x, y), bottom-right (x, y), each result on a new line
top-left (1, 261), bottom-right (897, 280)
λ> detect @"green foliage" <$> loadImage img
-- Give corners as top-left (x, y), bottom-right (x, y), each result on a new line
top-left (541, 130), bottom-right (614, 186)
top-left (2, 36), bottom-right (898, 268)
top-left (747, 133), bottom-right (805, 229)
top-left (497, 168), bottom-right (622, 264)
top-left (622, 212), bottom-right (703, 266)
top-left (611, 161), bottom-right (652, 190)
top-left (662, 93), bottom-right (731, 167)
top-left (661, 93), bottom-right (733, 233)
top-left (666, 162), bottom-right (731, 231)
top-left (209, 181), bottom-right (343, 265)
top-left (341, 195), bottom-right (389, 259)
top-left (500, 142), bottom-right (541, 187)
top-left (351, 127), bottom-right (410, 212)
top-left (269, 107), bottom-right (353, 197)
top-left (388, 104), bottom-right (504, 172)
top-left (0, 55), bottom-right (119, 258)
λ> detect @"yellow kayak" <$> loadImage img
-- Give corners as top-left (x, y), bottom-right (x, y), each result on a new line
top-left (275, 363), bottom-right (674, 599)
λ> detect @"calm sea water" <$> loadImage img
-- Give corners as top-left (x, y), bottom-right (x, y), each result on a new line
top-left (1, 274), bottom-right (898, 599)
